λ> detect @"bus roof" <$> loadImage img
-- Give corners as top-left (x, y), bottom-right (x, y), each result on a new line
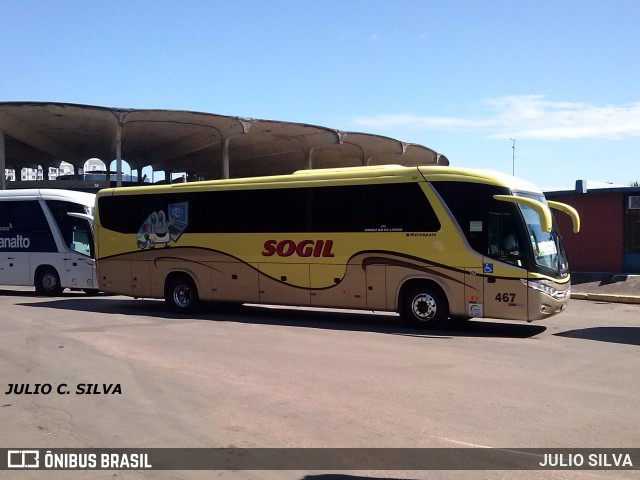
top-left (418, 166), bottom-right (543, 194)
top-left (97, 165), bottom-right (543, 197)
top-left (0, 188), bottom-right (96, 205)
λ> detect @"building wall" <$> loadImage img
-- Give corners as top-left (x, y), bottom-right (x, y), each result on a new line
top-left (547, 191), bottom-right (624, 273)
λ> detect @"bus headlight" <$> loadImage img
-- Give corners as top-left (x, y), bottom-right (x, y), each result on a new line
top-left (521, 279), bottom-right (569, 299)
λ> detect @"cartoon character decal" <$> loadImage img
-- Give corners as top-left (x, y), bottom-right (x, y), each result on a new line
top-left (136, 202), bottom-right (189, 249)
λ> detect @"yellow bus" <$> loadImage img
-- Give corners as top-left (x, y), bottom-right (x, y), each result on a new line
top-left (93, 165), bottom-right (580, 328)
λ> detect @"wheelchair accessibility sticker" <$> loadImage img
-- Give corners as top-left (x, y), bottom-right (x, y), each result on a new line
top-left (483, 263), bottom-right (494, 274)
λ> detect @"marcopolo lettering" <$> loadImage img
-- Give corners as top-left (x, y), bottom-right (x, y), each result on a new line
top-left (262, 239), bottom-right (335, 258)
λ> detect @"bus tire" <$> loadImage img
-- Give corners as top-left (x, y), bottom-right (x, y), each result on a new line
top-left (401, 285), bottom-right (449, 329)
top-left (35, 267), bottom-right (63, 296)
top-left (165, 275), bottom-right (199, 313)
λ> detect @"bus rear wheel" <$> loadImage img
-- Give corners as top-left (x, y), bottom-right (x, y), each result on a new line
top-left (401, 285), bottom-right (449, 329)
top-left (35, 267), bottom-right (63, 296)
top-left (165, 275), bottom-right (199, 313)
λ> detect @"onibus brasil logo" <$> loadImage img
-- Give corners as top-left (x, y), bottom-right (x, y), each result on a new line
top-left (7, 450), bottom-right (39, 468)
top-left (6, 449), bottom-right (152, 469)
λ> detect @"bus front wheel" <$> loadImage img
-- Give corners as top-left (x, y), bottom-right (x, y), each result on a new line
top-left (35, 267), bottom-right (63, 296)
top-left (401, 285), bottom-right (449, 329)
top-left (165, 275), bottom-right (199, 313)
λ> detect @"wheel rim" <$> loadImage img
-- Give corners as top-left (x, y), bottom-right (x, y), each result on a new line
top-left (411, 293), bottom-right (437, 321)
top-left (42, 272), bottom-right (58, 291)
top-left (173, 284), bottom-right (192, 308)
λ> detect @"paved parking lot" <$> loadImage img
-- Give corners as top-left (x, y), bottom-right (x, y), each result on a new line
top-left (0, 287), bottom-right (638, 479)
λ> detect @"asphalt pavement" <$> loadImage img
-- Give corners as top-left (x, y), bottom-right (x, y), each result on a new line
top-left (1, 287), bottom-right (638, 480)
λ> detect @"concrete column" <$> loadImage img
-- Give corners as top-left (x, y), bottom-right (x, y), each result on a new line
top-left (115, 113), bottom-right (124, 187)
top-left (307, 146), bottom-right (318, 170)
top-left (222, 119), bottom-right (254, 179)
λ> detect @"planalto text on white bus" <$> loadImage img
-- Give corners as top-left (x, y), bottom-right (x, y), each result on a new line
top-left (0, 235), bottom-right (30, 249)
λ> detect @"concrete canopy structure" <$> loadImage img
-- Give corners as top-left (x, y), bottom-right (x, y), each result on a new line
top-left (0, 101), bottom-right (449, 190)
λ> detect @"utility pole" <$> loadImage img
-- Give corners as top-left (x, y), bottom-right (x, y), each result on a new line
top-left (510, 138), bottom-right (517, 176)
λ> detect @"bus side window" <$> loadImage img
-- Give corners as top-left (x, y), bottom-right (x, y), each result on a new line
top-left (0, 201), bottom-right (57, 252)
top-left (487, 213), bottom-right (523, 266)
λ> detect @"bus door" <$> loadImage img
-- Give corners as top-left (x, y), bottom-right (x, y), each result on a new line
top-left (482, 212), bottom-right (529, 321)
top-left (63, 214), bottom-right (97, 290)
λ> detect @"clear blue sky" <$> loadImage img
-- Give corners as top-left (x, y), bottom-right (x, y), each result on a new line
top-left (2, 0), bottom-right (639, 189)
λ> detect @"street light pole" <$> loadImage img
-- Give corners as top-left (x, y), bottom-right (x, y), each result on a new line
top-left (510, 138), bottom-right (517, 176)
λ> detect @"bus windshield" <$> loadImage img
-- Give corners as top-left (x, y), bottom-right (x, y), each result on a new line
top-left (515, 193), bottom-right (569, 276)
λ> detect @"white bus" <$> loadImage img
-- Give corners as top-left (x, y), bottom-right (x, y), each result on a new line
top-left (0, 189), bottom-right (97, 295)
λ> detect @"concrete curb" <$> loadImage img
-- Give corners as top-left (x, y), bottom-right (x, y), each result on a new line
top-left (571, 293), bottom-right (640, 304)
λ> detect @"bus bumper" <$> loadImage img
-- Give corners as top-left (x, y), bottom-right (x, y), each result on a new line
top-left (522, 278), bottom-right (571, 320)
